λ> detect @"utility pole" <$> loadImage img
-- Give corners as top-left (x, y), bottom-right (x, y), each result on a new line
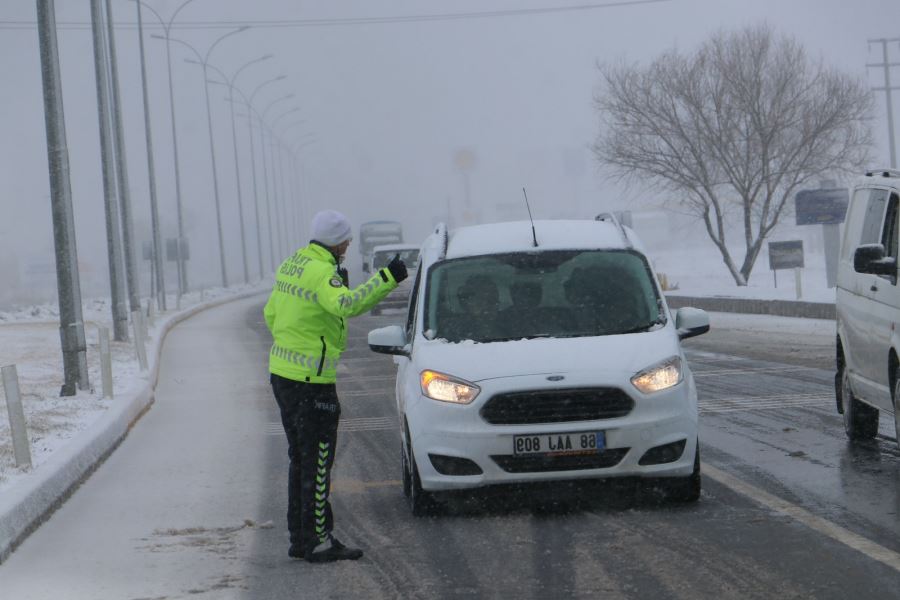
top-left (91, 0), bottom-right (128, 341)
top-left (134, 0), bottom-right (165, 310)
top-left (868, 38), bottom-right (900, 168)
top-left (104, 0), bottom-right (140, 315)
top-left (36, 0), bottom-right (90, 395)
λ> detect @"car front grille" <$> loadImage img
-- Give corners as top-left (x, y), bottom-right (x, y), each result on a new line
top-left (480, 388), bottom-right (634, 425)
top-left (491, 448), bottom-right (629, 473)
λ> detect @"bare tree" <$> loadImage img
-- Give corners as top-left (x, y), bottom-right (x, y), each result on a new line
top-left (593, 24), bottom-right (873, 285)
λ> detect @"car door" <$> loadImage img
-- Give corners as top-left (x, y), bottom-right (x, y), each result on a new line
top-left (864, 190), bottom-right (900, 409)
top-left (848, 188), bottom-right (890, 397)
top-left (395, 263), bottom-right (422, 421)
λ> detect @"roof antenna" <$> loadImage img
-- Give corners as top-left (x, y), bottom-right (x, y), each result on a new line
top-left (522, 187), bottom-right (538, 247)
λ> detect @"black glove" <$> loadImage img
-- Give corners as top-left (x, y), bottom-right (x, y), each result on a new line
top-left (337, 267), bottom-right (349, 287)
top-left (387, 253), bottom-right (408, 283)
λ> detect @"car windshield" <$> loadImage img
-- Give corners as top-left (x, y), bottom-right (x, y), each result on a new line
top-left (423, 250), bottom-right (664, 343)
top-left (373, 249), bottom-right (419, 271)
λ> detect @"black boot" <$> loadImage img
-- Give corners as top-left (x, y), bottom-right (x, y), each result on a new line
top-left (305, 537), bottom-right (363, 563)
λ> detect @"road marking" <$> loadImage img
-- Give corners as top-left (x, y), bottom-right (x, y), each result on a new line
top-left (700, 393), bottom-right (829, 414)
top-left (694, 365), bottom-right (820, 378)
top-left (331, 479), bottom-right (402, 493)
top-left (265, 417), bottom-right (396, 435)
top-left (704, 464), bottom-right (900, 573)
top-left (343, 374), bottom-right (398, 383)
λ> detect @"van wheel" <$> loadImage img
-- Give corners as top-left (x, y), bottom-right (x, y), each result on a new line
top-left (664, 440), bottom-right (701, 503)
top-left (893, 368), bottom-right (900, 451)
top-left (406, 442), bottom-right (437, 517)
top-left (841, 365), bottom-right (878, 440)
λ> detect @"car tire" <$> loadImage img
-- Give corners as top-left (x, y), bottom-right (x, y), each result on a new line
top-left (664, 440), bottom-right (701, 503)
top-left (841, 363), bottom-right (879, 440)
top-left (893, 368), bottom-right (900, 451)
top-left (401, 442), bottom-right (411, 499)
top-left (407, 442), bottom-right (437, 517)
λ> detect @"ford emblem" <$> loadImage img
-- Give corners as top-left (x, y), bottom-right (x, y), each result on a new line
top-left (547, 375), bottom-right (564, 381)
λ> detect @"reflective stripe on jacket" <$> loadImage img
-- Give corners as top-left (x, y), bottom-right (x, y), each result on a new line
top-left (264, 242), bottom-right (398, 383)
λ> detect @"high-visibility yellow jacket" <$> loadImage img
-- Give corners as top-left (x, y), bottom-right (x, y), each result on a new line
top-left (264, 242), bottom-right (399, 383)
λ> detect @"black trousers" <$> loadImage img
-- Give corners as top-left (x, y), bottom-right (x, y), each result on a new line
top-left (270, 374), bottom-right (340, 551)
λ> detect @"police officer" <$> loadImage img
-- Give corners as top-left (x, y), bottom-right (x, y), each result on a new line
top-left (264, 210), bottom-right (408, 562)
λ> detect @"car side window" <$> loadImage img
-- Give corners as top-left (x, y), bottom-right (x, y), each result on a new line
top-left (860, 189), bottom-right (889, 245)
top-left (405, 263), bottom-right (422, 341)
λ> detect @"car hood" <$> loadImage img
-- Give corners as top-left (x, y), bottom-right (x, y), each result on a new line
top-left (413, 327), bottom-right (680, 383)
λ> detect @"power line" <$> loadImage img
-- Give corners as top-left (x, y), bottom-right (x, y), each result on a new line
top-left (0, 0), bottom-right (672, 30)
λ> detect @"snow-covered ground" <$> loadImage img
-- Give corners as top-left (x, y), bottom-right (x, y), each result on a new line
top-left (0, 284), bottom-right (269, 497)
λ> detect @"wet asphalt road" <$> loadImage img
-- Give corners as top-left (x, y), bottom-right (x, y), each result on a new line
top-left (241, 302), bottom-right (900, 599)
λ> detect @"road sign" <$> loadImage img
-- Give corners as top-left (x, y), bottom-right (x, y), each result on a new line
top-left (166, 238), bottom-right (190, 261)
top-left (795, 188), bottom-right (849, 225)
top-left (768, 240), bottom-right (804, 270)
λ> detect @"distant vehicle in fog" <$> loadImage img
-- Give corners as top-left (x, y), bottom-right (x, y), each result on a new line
top-left (359, 221), bottom-right (403, 272)
top-left (367, 243), bottom-right (420, 316)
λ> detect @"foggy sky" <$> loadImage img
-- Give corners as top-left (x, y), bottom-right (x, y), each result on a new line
top-left (2, 0), bottom-right (899, 301)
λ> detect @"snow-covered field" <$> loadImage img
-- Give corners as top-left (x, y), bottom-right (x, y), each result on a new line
top-left (0, 284), bottom-right (268, 496)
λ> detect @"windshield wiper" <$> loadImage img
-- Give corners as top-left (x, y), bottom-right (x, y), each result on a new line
top-left (616, 319), bottom-right (665, 335)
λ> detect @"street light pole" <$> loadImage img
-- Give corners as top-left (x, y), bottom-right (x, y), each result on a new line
top-left (205, 55), bottom-right (271, 284)
top-left (90, 0), bottom-right (128, 342)
top-left (36, 0), bottom-right (90, 394)
top-left (259, 93), bottom-right (294, 266)
top-left (104, 0), bottom-right (140, 316)
top-left (246, 78), bottom-right (287, 273)
top-left (140, 0), bottom-right (196, 303)
top-left (169, 27), bottom-right (250, 289)
top-left (133, 0), bottom-right (165, 310)
top-left (270, 110), bottom-right (300, 255)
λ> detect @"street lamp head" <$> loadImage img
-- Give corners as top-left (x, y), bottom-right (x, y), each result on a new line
top-left (185, 58), bottom-right (202, 66)
top-left (150, 33), bottom-right (166, 41)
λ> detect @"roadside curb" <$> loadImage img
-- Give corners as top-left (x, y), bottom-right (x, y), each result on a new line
top-left (0, 288), bottom-right (269, 564)
top-left (665, 294), bottom-right (836, 320)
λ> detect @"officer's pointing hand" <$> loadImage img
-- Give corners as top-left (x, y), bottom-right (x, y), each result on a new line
top-left (387, 253), bottom-right (408, 283)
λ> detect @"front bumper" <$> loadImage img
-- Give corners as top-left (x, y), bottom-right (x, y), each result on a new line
top-left (407, 376), bottom-right (699, 491)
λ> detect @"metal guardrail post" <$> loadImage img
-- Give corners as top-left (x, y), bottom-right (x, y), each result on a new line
top-left (2, 365), bottom-right (32, 469)
top-left (99, 326), bottom-right (113, 398)
top-left (132, 312), bottom-right (148, 371)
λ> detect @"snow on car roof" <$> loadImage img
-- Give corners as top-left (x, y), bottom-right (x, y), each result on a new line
top-left (444, 219), bottom-right (644, 259)
top-left (371, 243), bottom-right (420, 253)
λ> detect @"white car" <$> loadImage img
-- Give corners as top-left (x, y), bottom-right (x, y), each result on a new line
top-left (368, 219), bottom-right (710, 514)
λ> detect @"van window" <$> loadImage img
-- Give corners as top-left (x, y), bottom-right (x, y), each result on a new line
top-left (841, 189), bottom-right (872, 261)
top-left (860, 189), bottom-right (889, 245)
top-left (882, 194), bottom-right (900, 262)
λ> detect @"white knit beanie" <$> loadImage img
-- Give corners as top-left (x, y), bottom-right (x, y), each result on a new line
top-left (310, 210), bottom-right (353, 246)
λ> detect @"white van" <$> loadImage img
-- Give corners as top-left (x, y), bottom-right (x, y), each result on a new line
top-left (835, 169), bottom-right (900, 447)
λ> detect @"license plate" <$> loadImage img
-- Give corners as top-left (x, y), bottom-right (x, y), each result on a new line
top-left (513, 431), bottom-right (606, 456)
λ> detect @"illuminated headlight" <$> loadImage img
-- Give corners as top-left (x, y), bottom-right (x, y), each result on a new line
top-left (420, 370), bottom-right (480, 404)
top-left (631, 356), bottom-right (683, 394)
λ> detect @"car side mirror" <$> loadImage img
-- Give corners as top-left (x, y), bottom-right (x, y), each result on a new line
top-left (368, 325), bottom-right (409, 356)
top-left (675, 307), bottom-right (710, 340)
top-left (853, 244), bottom-right (897, 277)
